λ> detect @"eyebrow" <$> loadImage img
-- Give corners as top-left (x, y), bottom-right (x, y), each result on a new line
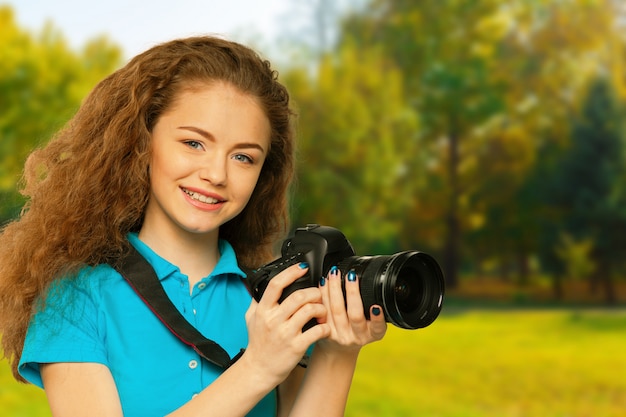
top-left (177, 126), bottom-right (267, 154)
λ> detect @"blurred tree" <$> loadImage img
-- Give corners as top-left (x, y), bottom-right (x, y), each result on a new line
top-left (484, 0), bottom-right (624, 298)
top-left (339, 0), bottom-right (518, 287)
top-left (555, 233), bottom-right (595, 282)
top-left (463, 0), bottom-right (619, 286)
top-left (543, 78), bottom-right (626, 303)
top-left (0, 6), bottom-right (121, 223)
top-left (284, 40), bottom-right (420, 254)
top-left (338, 0), bottom-right (620, 289)
top-left (463, 122), bottom-right (536, 284)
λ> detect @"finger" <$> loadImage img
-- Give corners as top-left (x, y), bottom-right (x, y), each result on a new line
top-left (368, 305), bottom-right (388, 341)
top-left (344, 270), bottom-right (367, 331)
top-left (319, 267), bottom-right (337, 329)
top-left (301, 321), bottom-right (331, 346)
top-left (279, 287), bottom-right (323, 319)
top-left (289, 302), bottom-right (327, 332)
top-left (258, 262), bottom-right (309, 306)
top-left (317, 268), bottom-right (331, 325)
top-left (326, 267), bottom-right (349, 330)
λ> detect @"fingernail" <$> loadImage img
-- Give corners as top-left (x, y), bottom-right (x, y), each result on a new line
top-left (347, 270), bottom-right (357, 282)
top-left (320, 276), bottom-right (326, 286)
top-left (329, 266), bottom-right (339, 276)
top-left (372, 306), bottom-right (381, 316)
top-left (299, 262), bottom-right (309, 269)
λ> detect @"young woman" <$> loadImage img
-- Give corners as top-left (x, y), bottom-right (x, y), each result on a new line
top-left (0, 36), bottom-right (386, 416)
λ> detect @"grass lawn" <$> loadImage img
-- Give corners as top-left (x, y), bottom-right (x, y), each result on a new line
top-left (2, 308), bottom-right (625, 416)
top-left (347, 308), bottom-right (626, 417)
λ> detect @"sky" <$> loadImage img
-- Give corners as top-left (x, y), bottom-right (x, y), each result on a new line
top-left (7, 0), bottom-right (302, 60)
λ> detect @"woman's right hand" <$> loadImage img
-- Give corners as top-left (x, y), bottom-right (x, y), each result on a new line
top-left (240, 262), bottom-right (330, 385)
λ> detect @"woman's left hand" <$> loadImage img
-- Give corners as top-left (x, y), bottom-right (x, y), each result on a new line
top-left (316, 267), bottom-right (387, 353)
top-left (284, 267), bottom-right (388, 416)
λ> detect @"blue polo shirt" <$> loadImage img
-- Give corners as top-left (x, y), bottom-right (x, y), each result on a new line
top-left (19, 233), bottom-right (277, 416)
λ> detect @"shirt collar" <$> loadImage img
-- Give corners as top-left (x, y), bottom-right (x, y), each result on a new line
top-left (127, 233), bottom-right (246, 281)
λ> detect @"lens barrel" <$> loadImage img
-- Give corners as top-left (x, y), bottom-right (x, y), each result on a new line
top-left (338, 251), bottom-right (445, 329)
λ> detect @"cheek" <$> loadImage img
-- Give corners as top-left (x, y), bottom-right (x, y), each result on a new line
top-left (150, 149), bottom-right (185, 183)
top-left (148, 155), bottom-right (166, 188)
top-left (239, 170), bottom-right (264, 200)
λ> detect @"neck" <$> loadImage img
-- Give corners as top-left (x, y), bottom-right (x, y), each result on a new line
top-left (137, 226), bottom-right (220, 289)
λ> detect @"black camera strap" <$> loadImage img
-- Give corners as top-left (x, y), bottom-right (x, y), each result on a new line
top-left (113, 245), bottom-right (246, 370)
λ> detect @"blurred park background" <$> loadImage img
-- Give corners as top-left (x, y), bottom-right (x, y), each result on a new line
top-left (2, 0), bottom-right (626, 416)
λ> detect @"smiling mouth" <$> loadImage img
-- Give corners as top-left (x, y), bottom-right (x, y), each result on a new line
top-left (182, 188), bottom-right (223, 204)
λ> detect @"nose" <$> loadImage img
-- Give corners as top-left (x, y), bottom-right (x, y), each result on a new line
top-left (199, 155), bottom-right (227, 186)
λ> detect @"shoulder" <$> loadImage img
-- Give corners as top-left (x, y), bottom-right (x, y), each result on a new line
top-left (39, 263), bottom-right (125, 312)
top-left (19, 263), bottom-right (123, 388)
top-left (58, 263), bottom-right (122, 290)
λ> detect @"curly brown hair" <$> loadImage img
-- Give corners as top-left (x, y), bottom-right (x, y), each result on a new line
top-left (0, 36), bottom-right (295, 381)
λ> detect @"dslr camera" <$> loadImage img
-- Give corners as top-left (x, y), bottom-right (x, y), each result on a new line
top-left (247, 224), bottom-right (445, 330)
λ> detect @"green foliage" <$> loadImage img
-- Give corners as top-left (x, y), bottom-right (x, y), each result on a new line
top-left (535, 77), bottom-right (626, 300)
top-left (338, 0), bottom-right (517, 285)
top-left (305, 0), bottom-right (626, 294)
top-left (556, 233), bottom-right (595, 280)
top-left (0, 6), bottom-right (121, 223)
top-left (559, 79), bottom-right (623, 236)
top-left (285, 41), bottom-right (421, 254)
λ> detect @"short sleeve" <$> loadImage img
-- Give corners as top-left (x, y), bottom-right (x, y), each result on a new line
top-left (18, 267), bottom-right (108, 387)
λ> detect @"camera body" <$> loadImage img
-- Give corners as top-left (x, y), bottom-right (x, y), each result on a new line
top-left (248, 224), bottom-right (355, 304)
top-left (247, 224), bottom-right (445, 330)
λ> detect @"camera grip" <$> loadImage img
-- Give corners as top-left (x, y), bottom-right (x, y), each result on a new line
top-left (250, 263), bottom-right (319, 331)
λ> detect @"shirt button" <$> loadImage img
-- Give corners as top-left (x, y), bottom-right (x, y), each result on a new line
top-left (189, 360), bottom-right (198, 369)
top-left (198, 282), bottom-right (207, 290)
top-left (192, 393), bottom-right (199, 399)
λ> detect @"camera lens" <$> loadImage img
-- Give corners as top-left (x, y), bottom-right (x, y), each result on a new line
top-left (395, 268), bottom-right (421, 313)
top-left (339, 251), bottom-right (444, 330)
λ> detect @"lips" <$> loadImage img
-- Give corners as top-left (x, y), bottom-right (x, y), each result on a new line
top-left (181, 187), bottom-right (223, 204)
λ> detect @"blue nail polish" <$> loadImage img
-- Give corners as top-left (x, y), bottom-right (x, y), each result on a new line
top-left (298, 262), bottom-right (309, 269)
top-left (347, 270), bottom-right (357, 282)
top-left (372, 307), bottom-right (381, 316)
top-left (329, 266), bottom-right (339, 276)
top-left (320, 276), bottom-right (326, 286)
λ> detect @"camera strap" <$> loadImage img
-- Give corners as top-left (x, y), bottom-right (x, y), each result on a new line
top-left (113, 245), bottom-right (246, 370)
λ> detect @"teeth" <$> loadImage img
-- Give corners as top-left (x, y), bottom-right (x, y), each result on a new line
top-left (183, 188), bottom-right (219, 204)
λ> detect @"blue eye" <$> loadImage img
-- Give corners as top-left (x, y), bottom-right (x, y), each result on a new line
top-left (185, 140), bottom-right (203, 150)
top-left (233, 154), bottom-right (253, 164)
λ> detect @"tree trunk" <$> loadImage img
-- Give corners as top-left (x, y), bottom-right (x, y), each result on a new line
top-left (587, 274), bottom-right (599, 295)
top-left (552, 273), bottom-right (564, 300)
top-left (443, 130), bottom-right (460, 288)
top-left (517, 251), bottom-right (530, 287)
top-left (443, 213), bottom-right (460, 288)
top-left (498, 258), bottom-right (510, 282)
top-left (595, 259), bottom-right (617, 305)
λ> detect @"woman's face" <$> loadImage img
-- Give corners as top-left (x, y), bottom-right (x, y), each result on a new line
top-left (143, 82), bottom-right (271, 241)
